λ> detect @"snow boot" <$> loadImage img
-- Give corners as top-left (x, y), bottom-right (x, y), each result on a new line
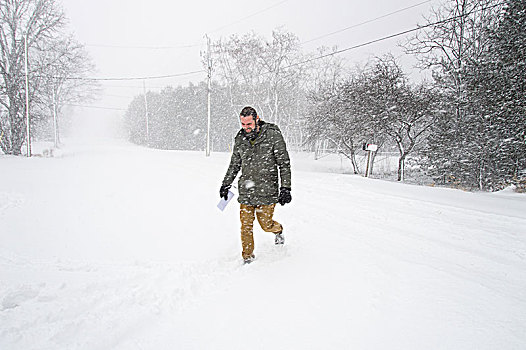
top-left (275, 230), bottom-right (285, 245)
top-left (243, 254), bottom-right (256, 265)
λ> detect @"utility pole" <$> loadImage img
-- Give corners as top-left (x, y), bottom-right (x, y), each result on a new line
top-left (52, 84), bottom-right (61, 149)
top-left (205, 35), bottom-right (212, 157)
top-left (24, 32), bottom-right (31, 157)
top-left (143, 80), bottom-right (149, 146)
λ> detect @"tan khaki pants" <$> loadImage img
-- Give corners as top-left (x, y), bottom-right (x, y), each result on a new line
top-left (240, 204), bottom-right (283, 259)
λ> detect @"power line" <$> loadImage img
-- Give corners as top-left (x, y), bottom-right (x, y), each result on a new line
top-left (301, 0), bottom-right (433, 45)
top-left (85, 43), bottom-right (201, 50)
top-left (64, 103), bottom-right (126, 111)
top-left (81, 1), bottom-right (291, 50)
top-left (207, 0), bottom-right (290, 34)
top-left (57, 2), bottom-right (427, 83)
top-left (57, 69), bottom-right (205, 82)
top-left (82, 1), bottom-right (291, 50)
top-left (82, 1), bottom-right (428, 51)
top-left (268, 1), bottom-right (505, 74)
top-left (101, 84), bottom-right (167, 90)
top-left (104, 93), bottom-right (136, 99)
top-left (57, 1), bottom-right (503, 94)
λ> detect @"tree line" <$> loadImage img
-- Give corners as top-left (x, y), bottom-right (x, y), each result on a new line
top-left (124, 0), bottom-right (524, 191)
top-left (125, 29), bottom-right (310, 153)
top-left (0, 0), bottom-right (95, 156)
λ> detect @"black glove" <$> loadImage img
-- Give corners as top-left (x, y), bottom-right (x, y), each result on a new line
top-left (219, 185), bottom-right (231, 200)
top-left (278, 187), bottom-right (291, 206)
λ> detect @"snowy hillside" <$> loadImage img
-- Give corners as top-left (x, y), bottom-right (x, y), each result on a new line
top-left (1, 140), bottom-right (525, 350)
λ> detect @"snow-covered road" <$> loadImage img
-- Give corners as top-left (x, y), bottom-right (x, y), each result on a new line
top-left (1, 141), bottom-right (525, 349)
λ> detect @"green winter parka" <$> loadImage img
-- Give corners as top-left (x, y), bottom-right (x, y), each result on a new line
top-left (222, 121), bottom-right (291, 206)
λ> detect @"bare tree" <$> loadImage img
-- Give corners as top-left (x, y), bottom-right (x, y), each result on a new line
top-left (363, 56), bottom-right (440, 181)
top-left (405, 0), bottom-right (502, 133)
top-left (35, 36), bottom-right (98, 147)
top-left (209, 29), bottom-right (306, 147)
top-left (257, 29), bottom-right (303, 126)
top-left (303, 46), bottom-right (345, 152)
top-left (308, 55), bottom-right (438, 180)
top-left (0, 0), bottom-right (66, 155)
top-left (0, 0), bottom-right (95, 155)
top-left (210, 32), bottom-right (266, 114)
top-left (404, 0), bottom-right (502, 95)
top-left (403, 0), bottom-right (507, 187)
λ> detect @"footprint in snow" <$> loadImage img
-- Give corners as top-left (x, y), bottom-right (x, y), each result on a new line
top-left (1, 284), bottom-right (43, 311)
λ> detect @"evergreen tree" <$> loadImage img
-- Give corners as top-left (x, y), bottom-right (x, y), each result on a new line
top-left (463, 0), bottom-right (526, 189)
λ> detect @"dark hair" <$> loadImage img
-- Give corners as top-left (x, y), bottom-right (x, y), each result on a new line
top-left (240, 106), bottom-right (257, 119)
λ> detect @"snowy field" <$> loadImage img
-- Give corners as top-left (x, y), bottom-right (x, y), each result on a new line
top-left (1, 139), bottom-right (526, 350)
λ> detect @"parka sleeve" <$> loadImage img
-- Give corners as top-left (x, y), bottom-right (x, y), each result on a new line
top-left (222, 137), bottom-right (242, 187)
top-left (273, 130), bottom-right (292, 188)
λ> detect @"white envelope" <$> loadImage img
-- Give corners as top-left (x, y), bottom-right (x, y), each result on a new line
top-left (217, 190), bottom-right (235, 211)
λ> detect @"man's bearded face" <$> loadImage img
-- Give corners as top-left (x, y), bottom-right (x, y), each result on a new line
top-left (240, 115), bottom-right (258, 134)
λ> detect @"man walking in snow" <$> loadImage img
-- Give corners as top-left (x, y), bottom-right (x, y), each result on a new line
top-left (220, 106), bottom-right (292, 264)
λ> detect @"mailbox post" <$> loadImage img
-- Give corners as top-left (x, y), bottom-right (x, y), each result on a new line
top-left (363, 143), bottom-right (378, 177)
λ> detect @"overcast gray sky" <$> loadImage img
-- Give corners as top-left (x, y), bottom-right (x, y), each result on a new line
top-left (59, 0), bottom-right (441, 137)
